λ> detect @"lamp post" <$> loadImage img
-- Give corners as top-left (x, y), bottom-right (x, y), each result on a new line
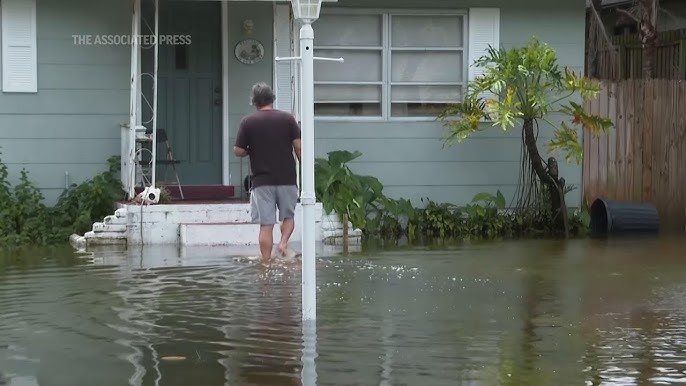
top-left (277, 0), bottom-right (342, 322)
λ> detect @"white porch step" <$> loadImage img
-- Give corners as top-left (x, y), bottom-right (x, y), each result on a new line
top-left (92, 222), bottom-right (127, 233)
top-left (84, 230), bottom-right (127, 239)
top-left (179, 222), bottom-right (260, 246)
top-left (83, 230), bottom-right (127, 246)
top-left (103, 214), bottom-right (127, 225)
top-left (179, 222), bottom-right (304, 246)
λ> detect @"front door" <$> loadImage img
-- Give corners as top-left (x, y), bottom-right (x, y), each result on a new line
top-left (143, 1), bottom-right (223, 185)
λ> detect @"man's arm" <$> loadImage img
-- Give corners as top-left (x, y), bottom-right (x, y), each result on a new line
top-left (292, 138), bottom-right (302, 162)
top-left (234, 118), bottom-right (249, 157)
top-left (291, 118), bottom-right (302, 161)
top-left (234, 146), bottom-right (248, 157)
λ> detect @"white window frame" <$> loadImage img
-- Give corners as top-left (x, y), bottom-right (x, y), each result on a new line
top-left (313, 8), bottom-right (469, 122)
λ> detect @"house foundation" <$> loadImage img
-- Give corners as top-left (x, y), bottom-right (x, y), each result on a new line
top-left (70, 202), bottom-right (362, 250)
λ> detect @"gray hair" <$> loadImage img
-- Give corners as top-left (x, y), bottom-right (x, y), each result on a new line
top-left (250, 82), bottom-right (275, 108)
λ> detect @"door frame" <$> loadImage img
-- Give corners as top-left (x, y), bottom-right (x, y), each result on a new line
top-left (128, 1), bottom-right (295, 191)
top-left (221, 1), bottom-right (230, 186)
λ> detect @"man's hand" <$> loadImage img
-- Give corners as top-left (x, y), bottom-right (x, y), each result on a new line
top-left (292, 139), bottom-right (302, 161)
top-left (234, 146), bottom-right (248, 157)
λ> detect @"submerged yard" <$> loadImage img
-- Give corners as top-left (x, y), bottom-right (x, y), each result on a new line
top-left (2, 236), bottom-right (686, 385)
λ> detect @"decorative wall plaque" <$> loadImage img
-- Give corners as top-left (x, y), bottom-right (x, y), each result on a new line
top-left (235, 38), bottom-right (264, 65)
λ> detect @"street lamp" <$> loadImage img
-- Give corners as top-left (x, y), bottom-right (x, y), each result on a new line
top-left (291, 0), bottom-right (322, 23)
top-left (277, 0), bottom-right (342, 322)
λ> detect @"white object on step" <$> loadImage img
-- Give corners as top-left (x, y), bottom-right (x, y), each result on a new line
top-left (136, 187), bottom-right (161, 205)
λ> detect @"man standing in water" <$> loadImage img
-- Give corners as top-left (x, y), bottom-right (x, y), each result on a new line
top-left (234, 82), bottom-right (302, 262)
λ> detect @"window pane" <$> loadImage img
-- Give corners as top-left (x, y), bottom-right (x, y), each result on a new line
top-left (315, 49), bottom-right (382, 82)
top-left (315, 85), bottom-right (381, 116)
top-left (391, 85), bottom-right (462, 103)
top-left (314, 14), bottom-right (383, 46)
top-left (391, 103), bottom-right (452, 117)
top-left (391, 51), bottom-right (463, 82)
top-left (315, 84), bottom-right (381, 103)
top-left (315, 103), bottom-right (381, 117)
top-left (391, 15), bottom-right (463, 48)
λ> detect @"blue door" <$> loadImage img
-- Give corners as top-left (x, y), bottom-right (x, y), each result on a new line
top-left (143, 0), bottom-right (223, 185)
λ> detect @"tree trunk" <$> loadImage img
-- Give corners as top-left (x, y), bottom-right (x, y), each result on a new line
top-left (638, 0), bottom-right (658, 78)
top-left (522, 118), bottom-right (570, 237)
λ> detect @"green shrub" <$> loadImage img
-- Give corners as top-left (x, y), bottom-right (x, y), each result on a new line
top-left (314, 150), bottom-right (589, 243)
top-left (0, 150), bottom-right (125, 247)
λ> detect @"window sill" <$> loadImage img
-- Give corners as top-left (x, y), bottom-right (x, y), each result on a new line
top-left (314, 116), bottom-right (496, 124)
top-left (315, 116), bottom-right (387, 123)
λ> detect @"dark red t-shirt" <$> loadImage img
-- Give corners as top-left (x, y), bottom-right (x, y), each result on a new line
top-left (234, 108), bottom-right (301, 188)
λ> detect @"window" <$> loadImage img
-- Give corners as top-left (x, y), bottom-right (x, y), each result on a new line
top-left (313, 10), bottom-right (467, 119)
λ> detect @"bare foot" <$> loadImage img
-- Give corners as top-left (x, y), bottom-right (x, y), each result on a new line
top-left (278, 243), bottom-right (287, 256)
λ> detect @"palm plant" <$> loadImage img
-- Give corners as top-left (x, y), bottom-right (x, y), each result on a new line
top-left (438, 37), bottom-right (613, 236)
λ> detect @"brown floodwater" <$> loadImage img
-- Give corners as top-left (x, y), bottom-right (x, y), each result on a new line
top-left (2, 235), bottom-right (686, 386)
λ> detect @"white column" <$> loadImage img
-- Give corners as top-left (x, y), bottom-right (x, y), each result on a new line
top-left (127, 0), bottom-right (141, 199)
top-left (150, 0), bottom-right (160, 188)
top-left (299, 22), bottom-right (316, 322)
top-left (221, 2), bottom-right (231, 186)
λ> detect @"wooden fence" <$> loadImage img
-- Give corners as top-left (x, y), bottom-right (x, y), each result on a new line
top-left (583, 79), bottom-right (686, 230)
top-left (588, 29), bottom-right (686, 80)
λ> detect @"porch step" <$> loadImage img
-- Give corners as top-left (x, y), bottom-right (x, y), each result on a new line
top-left (79, 207), bottom-right (129, 248)
top-left (93, 222), bottom-right (126, 233)
top-left (83, 231), bottom-right (127, 245)
top-left (179, 222), bottom-right (259, 246)
top-left (103, 215), bottom-right (127, 225)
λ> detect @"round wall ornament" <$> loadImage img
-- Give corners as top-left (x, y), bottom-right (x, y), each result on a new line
top-left (235, 38), bottom-right (264, 65)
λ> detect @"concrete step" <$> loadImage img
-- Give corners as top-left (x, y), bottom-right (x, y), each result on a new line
top-left (92, 222), bottom-right (126, 233)
top-left (103, 215), bottom-right (127, 225)
top-left (179, 222), bottom-right (306, 246)
top-left (115, 208), bottom-right (127, 218)
top-left (84, 231), bottom-right (128, 240)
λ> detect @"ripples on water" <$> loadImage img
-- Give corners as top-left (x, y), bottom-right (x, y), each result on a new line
top-left (2, 237), bottom-right (686, 385)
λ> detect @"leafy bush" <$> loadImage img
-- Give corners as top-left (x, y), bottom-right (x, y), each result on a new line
top-left (314, 150), bottom-right (589, 243)
top-left (0, 150), bottom-right (125, 247)
top-left (49, 155), bottom-right (125, 239)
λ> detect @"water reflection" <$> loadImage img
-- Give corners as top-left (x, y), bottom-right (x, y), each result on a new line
top-left (2, 237), bottom-right (686, 385)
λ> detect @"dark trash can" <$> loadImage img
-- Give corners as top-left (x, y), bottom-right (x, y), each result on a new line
top-left (589, 198), bottom-right (660, 237)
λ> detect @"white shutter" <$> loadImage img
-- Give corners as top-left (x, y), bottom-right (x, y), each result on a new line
top-left (468, 8), bottom-right (499, 100)
top-left (1, 0), bottom-right (37, 93)
top-left (273, 3), bottom-right (294, 113)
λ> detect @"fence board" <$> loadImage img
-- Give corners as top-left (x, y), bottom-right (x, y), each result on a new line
top-left (606, 84), bottom-right (617, 196)
top-left (598, 85), bottom-right (609, 199)
top-left (681, 84), bottom-right (686, 228)
top-left (583, 79), bottom-right (686, 231)
top-left (632, 79), bottom-right (643, 201)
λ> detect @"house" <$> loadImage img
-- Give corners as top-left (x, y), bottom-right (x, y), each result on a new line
top-left (0, 0), bottom-right (587, 247)
top-left (587, 0), bottom-right (686, 35)
top-left (585, 0), bottom-right (686, 79)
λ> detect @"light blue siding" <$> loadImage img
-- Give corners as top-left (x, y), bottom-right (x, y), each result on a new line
top-left (0, 0), bottom-right (130, 205)
top-left (225, 1), bottom-right (275, 195)
top-left (0, 0), bottom-right (587, 209)
top-left (316, 0), bottom-right (587, 207)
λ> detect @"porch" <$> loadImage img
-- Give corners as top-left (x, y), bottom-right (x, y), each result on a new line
top-left (88, 0), bottom-right (348, 249)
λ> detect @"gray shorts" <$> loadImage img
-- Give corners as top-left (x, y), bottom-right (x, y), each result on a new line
top-left (250, 185), bottom-right (299, 225)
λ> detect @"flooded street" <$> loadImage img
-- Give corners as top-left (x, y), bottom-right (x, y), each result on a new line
top-left (2, 236), bottom-right (686, 385)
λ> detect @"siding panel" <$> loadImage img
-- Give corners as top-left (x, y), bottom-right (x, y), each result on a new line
top-left (0, 138), bottom-right (119, 164)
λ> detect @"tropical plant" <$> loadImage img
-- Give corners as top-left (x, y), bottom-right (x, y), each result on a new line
top-left (437, 37), bottom-right (613, 237)
top-left (314, 150), bottom-right (384, 231)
